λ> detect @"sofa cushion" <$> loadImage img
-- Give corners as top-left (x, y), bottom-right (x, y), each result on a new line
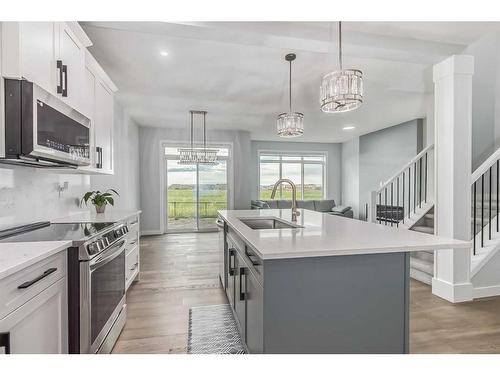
top-left (251, 200), bottom-right (270, 209)
top-left (314, 200), bottom-right (335, 212)
top-left (297, 200), bottom-right (315, 210)
top-left (263, 200), bottom-right (278, 209)
top-left (331, 205), bottom-right (350, 214)
top-left (277, 200), bottom-right (292, 209)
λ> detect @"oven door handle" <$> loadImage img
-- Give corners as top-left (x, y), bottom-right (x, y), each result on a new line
top-left (90, 240), bottom-right (126, 271)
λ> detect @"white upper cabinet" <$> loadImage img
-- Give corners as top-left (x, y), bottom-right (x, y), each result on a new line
top-left (94, 80), bottom-right (114, 174)
top-left (1, 22), bottom-right (57, 95)
top-left (1, 21), bottom-right (117, 175)
top-left (57, 23), bottom-right (86, 114)
top-left (1, 22), bottom-right (89, 116)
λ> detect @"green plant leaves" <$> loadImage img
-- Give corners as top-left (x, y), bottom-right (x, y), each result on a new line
top-left (81, 189), bottom-right (119, 208)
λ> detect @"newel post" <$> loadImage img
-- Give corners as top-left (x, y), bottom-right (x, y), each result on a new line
top-left (432, 55), bottom-right (474, 303)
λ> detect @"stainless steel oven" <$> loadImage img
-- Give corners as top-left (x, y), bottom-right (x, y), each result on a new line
top-left (68, 223), bottom-right (129, 354)
top-left (1, 78), bottom-right (91, 167)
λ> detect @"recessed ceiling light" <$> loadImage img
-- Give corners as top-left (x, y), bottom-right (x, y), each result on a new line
top-left (343, 126), bottom-right (356, 130)
top-left (160, 51), bottom-right (169, 57)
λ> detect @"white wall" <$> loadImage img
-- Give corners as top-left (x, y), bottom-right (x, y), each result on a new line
top-left (341, 137), bottom-right (360, 219)
top-left (139, 126), bottom-right (251, 234)
top-left (250, 141), bottom-right (342, 203)
top-left (462, 31), bottom-right (500, 170)
top-left (357, 119), bottom-right (422, 220)
top-left (0, 103), bottom-right (140, 228)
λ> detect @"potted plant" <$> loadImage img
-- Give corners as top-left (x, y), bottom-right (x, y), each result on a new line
top-left (81, 189), bottom-right (119, 214)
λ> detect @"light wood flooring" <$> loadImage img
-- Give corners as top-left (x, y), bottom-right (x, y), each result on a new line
top-left (113, 232), bottom-right (500, 354)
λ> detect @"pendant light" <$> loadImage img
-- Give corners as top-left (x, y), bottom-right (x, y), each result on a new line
top-left (277, 53), bottom-right (304, 138)
top-left (320, 22), bottom-right (363, 113)
top-left (178, 110), bottom-right (219, 165)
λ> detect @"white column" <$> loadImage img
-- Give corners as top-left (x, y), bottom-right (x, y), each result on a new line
top-left (432, 55), bottom-right (474, 303)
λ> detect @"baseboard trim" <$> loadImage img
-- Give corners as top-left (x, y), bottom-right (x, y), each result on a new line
top-left (431, 277), bottom-right (473, 303)
top-left (140, 230), bottom-right (163, 236)
top-left (473, 285), bottom-right (500, 299)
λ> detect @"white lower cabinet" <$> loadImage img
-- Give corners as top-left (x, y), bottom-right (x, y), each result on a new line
top-left (0, 276), bottom-right (67, 354)
top-left (125, 215), bottom-right (141, 291)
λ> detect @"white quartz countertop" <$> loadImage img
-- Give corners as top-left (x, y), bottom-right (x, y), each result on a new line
top-left (0, 241), bottom-right (71, 279)
top-left (218, 209), bottom-right (471, 260)
top-left (53, 209), bottom-right (141, 224)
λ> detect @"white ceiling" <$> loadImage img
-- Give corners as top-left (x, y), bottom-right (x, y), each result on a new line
top-left (81, 21), bottom-right (499, 143)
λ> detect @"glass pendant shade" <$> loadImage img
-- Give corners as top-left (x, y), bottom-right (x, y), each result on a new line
top-left (178, 148), bottom-right (218, 165)
top-left (277, 112), bottom-right (304, 137)
top-left (277, 53), bottom-right (304, 138)
top-left (320, 69), bottom-right (363, 113)
top-left (320, 21), bottom-right (364, 113)
top-left (178, 111), bottom-right (219, 165)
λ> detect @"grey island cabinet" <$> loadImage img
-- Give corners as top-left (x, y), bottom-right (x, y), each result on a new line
top-left (217, 209), bottom-right (470, 354)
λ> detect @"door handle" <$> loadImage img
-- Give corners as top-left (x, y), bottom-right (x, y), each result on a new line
top-left (62, 64), bottom-right (68, 97)
top-left (56, 60), bottom-right (63, 94)
top-left (17, 268), bottom-right (57, 289)
top-left (0, 332), bottom-right (10, 354)
top-left (228, 249), bottom-right (235, 276)
top-left (239, 267), bottom-right (246, 301)
top-left (96, 147), bottom-right (103, 169)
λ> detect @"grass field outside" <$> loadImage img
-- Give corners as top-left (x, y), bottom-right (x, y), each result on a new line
top-left (167, 185), bottom-right (324, 221)
top-left (167, 188), bottom-right (227, 219)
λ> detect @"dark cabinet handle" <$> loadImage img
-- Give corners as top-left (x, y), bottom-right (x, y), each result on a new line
top-left (17, 268), bottom-right (57, 289)
top-left (62, 64), bottom-right (68, 97)
top-left (0, 332), bottom-right (10, 354)
top-left (56, 60), bottom-right (63, 94)
top-left (228, 249), bottom-right (235, 276)
top-left (239, 267), bottom-right (245, 301)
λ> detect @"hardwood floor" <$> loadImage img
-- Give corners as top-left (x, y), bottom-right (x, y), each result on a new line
top-left (112, 232), bottom-right (227, 354)
top-left (113, 232), bottom-right (500, 354)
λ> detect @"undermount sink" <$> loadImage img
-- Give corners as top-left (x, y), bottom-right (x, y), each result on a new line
top-left (239, 217), bottom-right (303, 230)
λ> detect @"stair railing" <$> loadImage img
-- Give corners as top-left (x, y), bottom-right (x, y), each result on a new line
top-left (369, 144), bottom-right (434, 226)
top-left (471, 147), bottom-right (500, 255)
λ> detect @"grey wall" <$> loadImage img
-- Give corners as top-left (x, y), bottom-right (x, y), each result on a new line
top-left (354, 119), bottom-right (423, 220)
top-left (139, 126), bottom-right (251, 233)
top-left (0, 102), bottom-right (140, 228)
top-left (250, 141), bottom-right (342, 203)
top-left (341, 137), bottom-right (360, 218)
top-left (462, 31), bottom-right (500, 170)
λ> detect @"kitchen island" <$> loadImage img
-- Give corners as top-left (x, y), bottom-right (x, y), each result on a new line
top-left (217, 209), bottom-right (470, 354)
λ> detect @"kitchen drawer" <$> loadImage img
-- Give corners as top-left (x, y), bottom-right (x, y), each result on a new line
top-left (125, 245), bottom-right (139, 290)
top-left (125, 235), bottom-right (139, 255)
top-left (126, 216), bottom-right (139, 232)
top-left (0, 251), bottom-right (67, 319)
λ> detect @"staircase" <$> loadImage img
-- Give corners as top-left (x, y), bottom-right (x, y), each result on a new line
top-left (409, 208), bottom-right (434, 285)
top-left (369, 144), bottom-right (435, 285)
top-left (470, 149), bottom-right (500, 295)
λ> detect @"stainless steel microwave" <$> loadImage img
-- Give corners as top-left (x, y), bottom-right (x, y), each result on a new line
top-left (1, 78), bottom-right (91, 167)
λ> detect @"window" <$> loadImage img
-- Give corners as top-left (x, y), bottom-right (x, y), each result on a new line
top-left (258, 152), bottom-right (326, 200)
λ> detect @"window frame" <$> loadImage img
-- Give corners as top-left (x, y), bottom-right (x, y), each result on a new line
top-left (257, 150), bottom-right (328, 200)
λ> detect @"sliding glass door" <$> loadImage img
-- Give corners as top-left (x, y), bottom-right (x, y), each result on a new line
top-left (165, 146), bottom-right (230, 232)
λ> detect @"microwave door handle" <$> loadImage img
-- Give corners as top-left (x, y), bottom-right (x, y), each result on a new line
top-left (62, 64), bottom-right (68, 97)
top-left (57, 60), bottom-right (63, 94)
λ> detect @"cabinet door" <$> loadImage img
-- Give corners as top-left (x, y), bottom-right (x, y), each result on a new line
top-left (57, 23), bottom-right (85, 113)
top-left (0, 277), bottom-right (67, 354)
top-left (234, 254), bottom-right (246, 340)
top-left (94, 80), bottom-right (114, 173)
top-left (245, 270), bottom-right (263, 353)
top-left (2, 22), bottom-right (57, 94)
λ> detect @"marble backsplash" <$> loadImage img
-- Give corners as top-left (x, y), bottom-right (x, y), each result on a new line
top-left (0, 165), bottom-right (92, 229)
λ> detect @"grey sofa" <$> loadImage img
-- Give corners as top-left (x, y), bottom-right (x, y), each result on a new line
top-left (251, 199), bottom-right (354, 218)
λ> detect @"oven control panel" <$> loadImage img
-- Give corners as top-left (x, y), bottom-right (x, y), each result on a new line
top-left (86, 225), bottom-right (129, 256)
